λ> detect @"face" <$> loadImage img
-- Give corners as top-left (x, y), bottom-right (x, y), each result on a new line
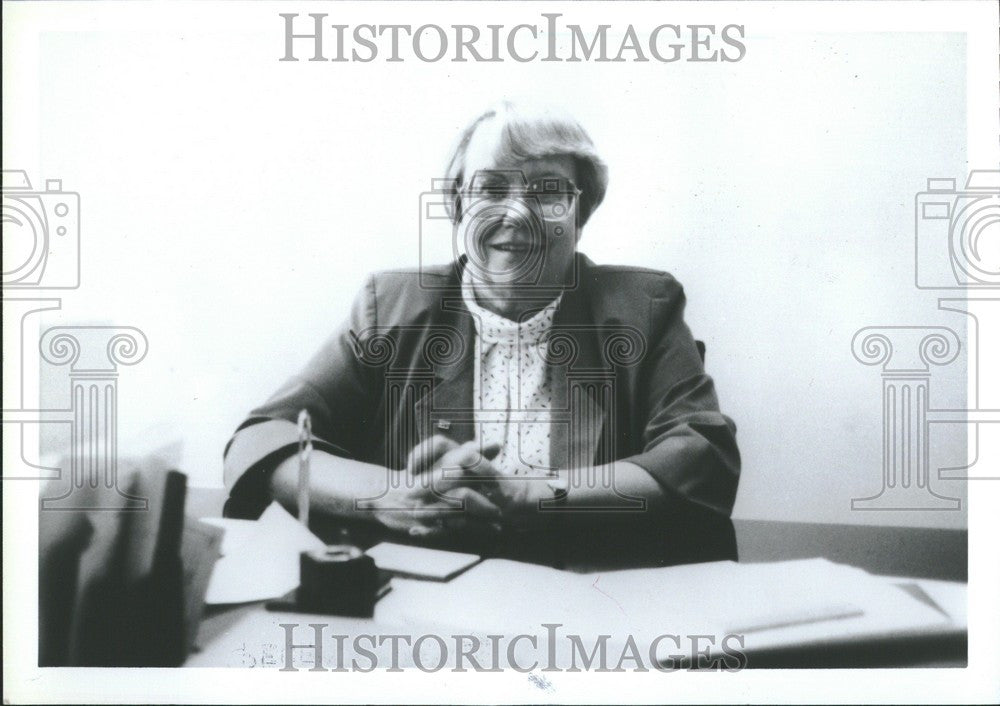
top-left (457, 128), bottom-right (581, 318)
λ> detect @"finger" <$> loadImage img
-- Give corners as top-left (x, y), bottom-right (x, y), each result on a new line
top-left (376, 507), bottom-right (422, 534)
top-left (407, 504), bottom-right (460, 535)
top-left (438, 441), bottom-right (482, 469)
top-left (405, 435), bottom-right (459, 475)
top-left (445, 487), bottom-right (502, 519)
top-left (403, 497), bottom-right (505, 536)
top-left (480, 442), bottom-right (502, 461)
top-left (434, 462), bottom-right (503, 494)
top-left (408, 523), bottom-right (440, 537)
top-left (408, 514), bottom-right (501, 535)
top-left (441, 442), bottom-right (503, 474)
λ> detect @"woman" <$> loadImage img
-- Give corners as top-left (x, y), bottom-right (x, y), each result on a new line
top-left (223, 102), bottom-right (740, 566)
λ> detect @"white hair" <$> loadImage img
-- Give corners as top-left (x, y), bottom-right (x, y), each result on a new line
top-left (443, 101), bottom-right (609, 226)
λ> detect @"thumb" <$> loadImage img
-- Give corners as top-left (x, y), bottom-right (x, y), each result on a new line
top-left (405, 435), bottom-right (459, 475)
top-left (481, 442), bottom-right (502, 461)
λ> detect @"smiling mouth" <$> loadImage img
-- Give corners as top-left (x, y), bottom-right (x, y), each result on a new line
top-left (490, 242), bottom-right (533, 253)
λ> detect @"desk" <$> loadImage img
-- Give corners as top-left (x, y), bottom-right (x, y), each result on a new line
top-left (185, 506), bottom-right (967, 669)
top-left (735, 520), bottom-right (967, 582)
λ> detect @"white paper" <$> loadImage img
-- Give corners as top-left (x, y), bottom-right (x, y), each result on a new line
top-left (881, 576), bottom-right (969, 629)
top-left (909, 579), bottom-right (968, 628)
top-left (379, 557), bottom-right (955, 658)
top-left (365, 542), bottom-right (480, 580)
top-left (729, 565), bottom-right (954, 654)
top-left (202, 502), bottom-right (325, 605)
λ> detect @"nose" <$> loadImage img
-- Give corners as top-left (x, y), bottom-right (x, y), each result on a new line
top-left (493, 199), bottom-right (527, 230)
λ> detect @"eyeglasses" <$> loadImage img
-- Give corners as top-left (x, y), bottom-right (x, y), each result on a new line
top-left (461, 173), bottom-right (581, 221)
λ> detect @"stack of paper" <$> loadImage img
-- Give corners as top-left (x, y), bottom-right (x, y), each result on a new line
top-left (197, 503), bottom-right (964, 663)
top-left (376, 557), bottom-right (958, 660)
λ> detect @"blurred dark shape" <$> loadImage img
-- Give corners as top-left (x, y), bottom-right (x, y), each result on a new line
top-left (38, 510), bottom-right (92, 666)
top-left (38, 458), bottom-right (222, 667)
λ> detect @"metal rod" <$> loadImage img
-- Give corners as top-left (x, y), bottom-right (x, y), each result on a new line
top-left (296, 409), bottom-right (312, 527)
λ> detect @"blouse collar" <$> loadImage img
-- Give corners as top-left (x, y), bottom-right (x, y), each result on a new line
top-left (460, 267), bottom-right (562, 347)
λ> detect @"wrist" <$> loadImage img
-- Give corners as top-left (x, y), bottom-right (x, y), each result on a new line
top-left (516, 472), bottom-right (568, 527)
top-left (543, 471), bottom-right (569, 508)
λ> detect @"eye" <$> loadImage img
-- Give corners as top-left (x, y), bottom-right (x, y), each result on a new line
top-left (468, 176), bottom-right (513, 198)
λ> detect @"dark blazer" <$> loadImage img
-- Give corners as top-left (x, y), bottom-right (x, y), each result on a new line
top-left (223, 253), bottom-right (740, 566)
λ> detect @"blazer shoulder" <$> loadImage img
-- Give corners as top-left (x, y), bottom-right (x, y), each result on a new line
top-left (366, 262), bottom-right (459, 326)
top-left (584, 263), bottom-right (685, 301)
top-left (576, 261), bottom-right (687, 335)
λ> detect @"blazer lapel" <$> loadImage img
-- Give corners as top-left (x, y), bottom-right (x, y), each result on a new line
top-left (413, 295), bottom-right (477, 446)
top-left (549, 254), bottom-right (608, 471)
top-left (412, 254), bottom-right (609, 467)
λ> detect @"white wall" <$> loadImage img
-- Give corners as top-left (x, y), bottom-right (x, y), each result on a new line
top-left (22, 17), bottom-right (969, 527)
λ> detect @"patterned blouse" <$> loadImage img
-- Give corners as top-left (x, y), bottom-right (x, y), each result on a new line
top-left (460, 270), bottom-right (562, 475)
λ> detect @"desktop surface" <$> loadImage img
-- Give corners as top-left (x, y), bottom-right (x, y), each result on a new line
top-left (184, 499), bottom-right (968, 669)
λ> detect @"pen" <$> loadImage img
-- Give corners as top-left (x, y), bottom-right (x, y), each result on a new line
top-left (296, 409), bottom-right (312, 528)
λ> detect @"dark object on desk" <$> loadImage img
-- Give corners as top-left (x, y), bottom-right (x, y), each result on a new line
top-left (265, 547), bottom-right (390, 617)
top-left (38, 511), bottom-right (93, 666)
top-left (266, 581), bottom-right (394, 616)
top-left (298, 546), bottom-right (378, 617)
top-left (38, 463), bottom-right (223, 667)
top-left (743, 630), bottom-right (967, 668)
top-left (67, 468), bottom-right (188, 666)
top-left (735, 519), bottom-right (967, 582)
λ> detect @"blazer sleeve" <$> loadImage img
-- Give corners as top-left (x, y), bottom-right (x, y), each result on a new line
top-left (222, 274), bottom-right (379, 518)
top-left (622, 278), bottom-right (741, 518)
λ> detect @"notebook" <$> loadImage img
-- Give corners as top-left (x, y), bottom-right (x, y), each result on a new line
top-left (364, 542), bottom-right (481, 581)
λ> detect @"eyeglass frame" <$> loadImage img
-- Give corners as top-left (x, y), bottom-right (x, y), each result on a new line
top-left (457, 170), bottom-right (583, 222)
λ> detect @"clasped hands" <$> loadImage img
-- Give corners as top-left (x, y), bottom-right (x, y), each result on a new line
top-left (370, 435), bottom-right (560, 538)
